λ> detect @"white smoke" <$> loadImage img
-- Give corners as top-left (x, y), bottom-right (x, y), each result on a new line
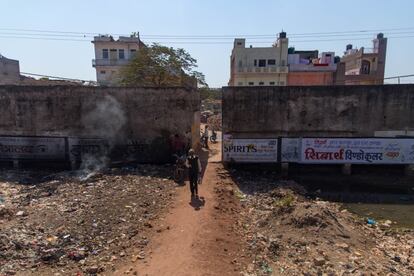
top-left (82, 95), bottom-right (126, 144)
top-left (78, 95), bottom-right (127, 178)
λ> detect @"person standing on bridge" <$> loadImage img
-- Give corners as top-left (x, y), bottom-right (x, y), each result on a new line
top-left (186, 148), bottom-right (202, 198)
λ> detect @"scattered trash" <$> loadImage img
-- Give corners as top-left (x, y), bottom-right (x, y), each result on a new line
top-left (15, 210), bottom-right (25, 216)
top-left (233, 168), bottom-right (414, 275)
top-left (0, 165), bottom-right (176, 275)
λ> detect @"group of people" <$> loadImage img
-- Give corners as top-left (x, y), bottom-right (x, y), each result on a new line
top-left (171, 125), bottom-right (214, 154)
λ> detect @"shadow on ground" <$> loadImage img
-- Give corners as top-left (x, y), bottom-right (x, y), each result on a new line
top-left (189, 196), bottom-right (206, 211)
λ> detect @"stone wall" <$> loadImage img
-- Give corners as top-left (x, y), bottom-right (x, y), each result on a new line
top-left (223, 85), bottom-right (414, 138)
top-left (0, 85), bottom-right (199, 163)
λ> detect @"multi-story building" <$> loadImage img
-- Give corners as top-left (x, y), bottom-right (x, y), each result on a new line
top-left (287, 49), bottom-right (337, 86)
top-left (228, 32), bottom-right (387, 87)
top-left (335, 33), bottom-right (387, 85)
top-left (0, 54), bottom-right (20, 84)
top-left (228, 32), bottom-right (289, 86)
top-left (92, 34), bottom-right (144, 85)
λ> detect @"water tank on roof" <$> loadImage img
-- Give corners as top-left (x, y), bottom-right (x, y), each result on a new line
top-left (288, 47), bottom-right (295, 54)
top-left (377, 33), bottom-right (384, 39)
top-left (279, 31), bottom-right (287, 39)
top-left (346, 44), bottom-right (353, 50)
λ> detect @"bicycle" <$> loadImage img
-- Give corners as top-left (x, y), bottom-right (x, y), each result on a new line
top-left (173, 154), bottom-right (186, 184)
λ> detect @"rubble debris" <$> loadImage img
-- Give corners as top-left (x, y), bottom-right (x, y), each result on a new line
top-left (206, 114), bottom-right (222, 131)
top-left (231, 169), bottom-right (414, 275)
top-left (0, 165), bottom-right (177, 275)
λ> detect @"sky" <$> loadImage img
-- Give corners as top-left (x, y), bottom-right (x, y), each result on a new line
top-left (1, 0), bottom-right (414, 87)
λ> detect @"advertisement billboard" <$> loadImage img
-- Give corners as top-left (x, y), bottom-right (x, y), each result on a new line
top-left (281, 138), bottom-right (300, 162)
top-left (67, 137), bottom-right (108, 163)
top-left (0, 136), bottom-right (66, 160)
top-left (223, 138), bottom-right (278, 163)
top-left (300, 138), bottom-right (414, 164)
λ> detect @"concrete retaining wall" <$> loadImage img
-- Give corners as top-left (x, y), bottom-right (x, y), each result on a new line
top-left (223, 85), bottom-right (414, 138)
top-left (0, 85), bottom-right (199, 164)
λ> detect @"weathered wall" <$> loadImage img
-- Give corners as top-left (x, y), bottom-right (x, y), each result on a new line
top-left (287, 71), bottom-right (334, 86)
top-left (0, 57), bottom-right (20, 85)
top-left (223, 85), bottom-right (414, 138)
top-left (0, 85), bottom-right (199, 163)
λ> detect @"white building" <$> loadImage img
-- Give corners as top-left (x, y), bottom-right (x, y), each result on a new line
top-left (228, 32), bottom-right (289, 86)
top-left (0, 54), bottom-right (20, 84)
top-left (92, 35), bottom-right (144, 85)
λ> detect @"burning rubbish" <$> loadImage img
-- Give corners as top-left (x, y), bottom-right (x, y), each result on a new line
top-left (0, 165), bottom-right (177, 275)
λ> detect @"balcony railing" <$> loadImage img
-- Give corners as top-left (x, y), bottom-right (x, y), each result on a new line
top-left (92, 58), bottom-right (131, 67)
top-left (237, 66), bottom-right (288, 74)
top-left (362, 47), bottom-right (378, 54)
top-left (288, 63), bottom-right (337, 72)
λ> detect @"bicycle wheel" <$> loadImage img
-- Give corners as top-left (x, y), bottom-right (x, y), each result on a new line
top-left (173, 167), bottom-right (181, 182)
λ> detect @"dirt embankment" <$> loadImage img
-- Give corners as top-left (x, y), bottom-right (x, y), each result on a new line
top-left (0, 166), bottom-right (177, 276)
top-left (227, 168), bottom-right (414, 276)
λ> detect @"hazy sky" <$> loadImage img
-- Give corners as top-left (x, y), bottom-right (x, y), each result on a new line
top-left (1, 0), bottom-right (414, 86)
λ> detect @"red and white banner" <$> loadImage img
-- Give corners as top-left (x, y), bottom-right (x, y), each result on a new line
top-left (300, 138), bottom-right (414, 164)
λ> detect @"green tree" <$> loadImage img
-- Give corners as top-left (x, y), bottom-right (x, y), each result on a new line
top-left (119, 44), bottom-right (207, 87)
top-left (199, 87), bottom-right (222, 101)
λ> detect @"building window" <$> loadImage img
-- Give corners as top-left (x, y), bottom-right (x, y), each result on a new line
top-left (361, 60), bottom-right (371, 74)
top-left (238, 82), bottom-right (244, 86)
top-left (268, 59), bottom-right (276, 65)
top-left (281, 60), bottom-right (286, 66)
top-left (100, 70), bottom-right (106, 74)
top-left (238, 60), bottom-right (243, 67)
top-left (237, 42), bottom-right (242, 45)
top-left (110, 49), bottom-right (117, 59)
top-left (269, 81), bottom-right (275, 85)
top-left (258, 59), bottom-right (266, 67)
top-left (119, 49), bottom-right (125, 59)
top-left (102, 49), bottom-right (109, 59)
top-left (254, 60), bottom-right (257, 67)
top-left (280, 81), bottom-right (285, 85)
top-left (248, 82), bottom-right (254, 86)
top-left (259, 82), bottom-right (264, 85)
top-left (130, 49), bottom-right (137, 57)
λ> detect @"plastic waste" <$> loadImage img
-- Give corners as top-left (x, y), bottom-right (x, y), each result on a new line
top-left (366, 218), bottom-right (376, 225)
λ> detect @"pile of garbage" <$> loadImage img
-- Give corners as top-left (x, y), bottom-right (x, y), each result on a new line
top-left (231, 170), bottom-right (414, 275)
top-left (207, 115), bottom-right (222, 131)
top-left (0, 165), bottom-right (177, 275)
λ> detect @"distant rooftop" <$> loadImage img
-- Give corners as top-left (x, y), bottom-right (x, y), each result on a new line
top-left (92, 34), bottom-right (141, 43)
top-left (0, 54), bottom-right (19, 63)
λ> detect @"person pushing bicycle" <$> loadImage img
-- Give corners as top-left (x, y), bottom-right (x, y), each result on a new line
top-left (186, 148), bottom-right (202, 198)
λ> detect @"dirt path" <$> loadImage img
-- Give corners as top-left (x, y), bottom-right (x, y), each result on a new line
top-left (115, 143), bottom-right (247, 276)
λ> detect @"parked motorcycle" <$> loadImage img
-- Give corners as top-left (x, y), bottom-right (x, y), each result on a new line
top-left (210, 130), bottom-right (217, 143)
